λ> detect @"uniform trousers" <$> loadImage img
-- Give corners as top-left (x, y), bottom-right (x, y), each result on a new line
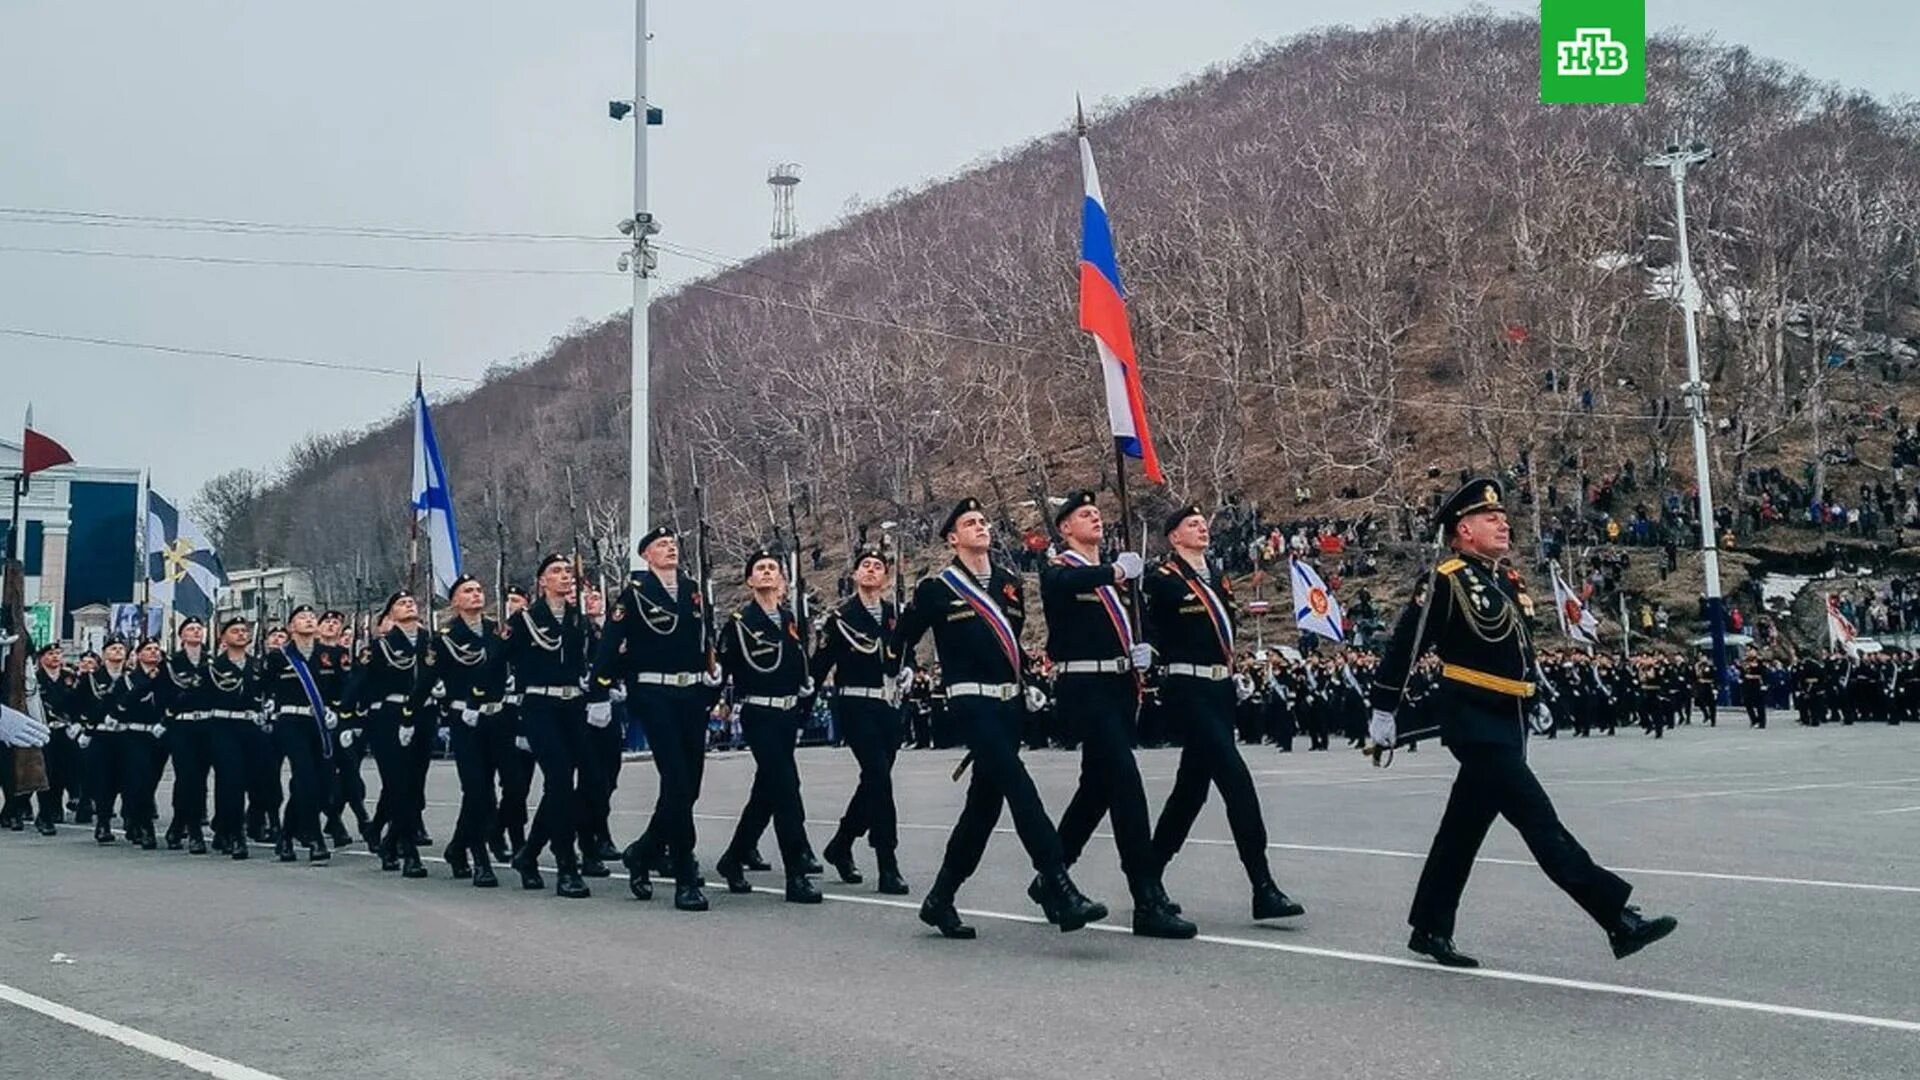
top-left (492, 705), bottom-right (532, 849)
top-left (724, 704), bottom-right (813, 870)
top-left (325, 731), bottom-right (370, 831)
top-left (273, 716), bottom-right (330, 846)
top-left (447, 714), bottom-right (508, 862)
top-left (244, 722), bottom-right (283, 835)
top-left (937, 694), bottom-right (1063, 886)
top-left (208, 718), bottom-right (252, 842)
top-left (87, 731), bottom-right (121, 825)
top-left (116, 731), bottom-right (161, 831)
top-left (1409, 740), bottom-right (1631, 938)
top-left (828, 696), bottom-right (903, 856)
top-left (627, 683), bottom-right (710, 882)
top-left (1053, 673), bottom-right (1155, 880)
top-left (576, 713), bottom-right (621, 854)
top-left (37, 731), bottom-right (84, 824)
top-left (520, 695), bottom-right (592, 866)
top-left (167, 721), bottom-right (213, 833)
top-left (365, 707), bottom-right (421, 856)
top-left (1150, 676), bottom-right (1274, 885)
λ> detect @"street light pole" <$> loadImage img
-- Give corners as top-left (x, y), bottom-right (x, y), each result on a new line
top-left (621, 0), bottom-right (655, 572)
top-left (1644, 138), bottom-right (1726, 689)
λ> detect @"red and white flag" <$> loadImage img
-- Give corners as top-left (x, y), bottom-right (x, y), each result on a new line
top-left (21, 404), bottom-right (73, 477)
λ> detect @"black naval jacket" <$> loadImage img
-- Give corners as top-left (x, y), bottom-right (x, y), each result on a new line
top-left (350, 625), bottom-right (430, 728)
top-left (432, 615), bottom-right (509, 713)
top-left (1369, 552), bottom-right (1538, 748)
top-left (505, 597), bottom-right (595, 696)
top-left (202, 650), bottom-right (261, 720)
top-left (718, 601), bottom-right (808, 699)
top-left (1141, 555), bottom-right (1236, 669)
top-left (261, 639), bottom-right (340, 727)
top-left (810, 594), bottom-right (900, 691)
top-left (1039, 552), bottom-right (1136, 663)
top-left (76, 665), bottom-right (130, 731)
top-left (894, 557), bottom-right (1031, 688)
top-left (34, 663), bottom-right (77, 730)
top-left (592, 568), bottom-right (708, 692)
top-left (112, 662), bottom-right (174, 733)
top-left (165, 646), bottom-right (210, 721)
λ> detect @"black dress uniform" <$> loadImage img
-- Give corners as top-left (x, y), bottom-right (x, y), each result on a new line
top-left (32, 654), bottom-right (82, 833)
top-left (313, 625), bottom-right (366, 850)
top-left (202, 638), bottom-right (260, 859)
top-left (503, 575), bottom-right (598, 899)
top-left (352, 615), bottom-right (431, 876)
top-left (163, 638), bottom-right (212, 851)
top-left (109, 657), bottom-right (172, 849)
top-left (1371, 478), bottom-right (1673, 968)
top-left (432, 609), bottom-right (511, 886)
top-left (811, 569), bottom-right (910, 894)
top-left (1693, 659), bottom-right (1720, 726)
top-left (1142, 507), bottom-right (1302, 922)
top-left (1038, 498), bottom-right (1193, 938)
top-left (1739, 658), bottom-right (1768, 728)
top-left (714, 576), bottom-right (822, 904)
top-left (593, 540), bottom-right (713, 910)
top-left (894, 498), bottom-right (1107, 939)
top-left (261, 635), bottom-right (338, 862)
top-left (75, 661), bottom-right (127, 842)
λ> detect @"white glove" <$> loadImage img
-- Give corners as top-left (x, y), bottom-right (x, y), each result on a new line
top-left (608, 683), bottom-right (629, 704)
top-left (514, 736), bottom-right (531, 753)
top-left (1024, 685), bottom-right (1048, 713)
top-left (0, 629), bottom-right (16, 649)
top-left (586, 701), bottom-right (613, 728)
top-left (896, 668), bottom-right (916, 695)
top-left (431, 681), bottom-right (447, 701)
top-left (77, 732), bottom-right (93, 749)
top-left (0, 704), bottom-right (52, 748)
top-left (1368, 709), bottom-right (1397, 749)
top-left (398, 725), bottom-right (415, 748)
top-left (460, 708), bottom-right (481, 728)
top-left (99, 718), bottom-right (121, 733)
top-left (1115, 551), bottom-right (1146, 580)
top-left (339, 728), bottom-right (356, 748)
top-left (151, 723), bottom-right (168, 740)
top-left (701, 667), bottom-right (723, 688)
top-left (799, 678), bottom-right (816, 698)
top-left (1129, 643), bottom-right (1153, 670)
top-left (1234, 675), bottom-right (1254, 703)
top-left (323, 709), bottom-right (339, 731)
top-left (1527, 702), bottom-right (1555, 735)
top-left (257, 708), bottom-right (273, 727)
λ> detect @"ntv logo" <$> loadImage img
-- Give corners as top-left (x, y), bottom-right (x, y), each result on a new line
top-left (1556, 27), bottom-right (1630, 77)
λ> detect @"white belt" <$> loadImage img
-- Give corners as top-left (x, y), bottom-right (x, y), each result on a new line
top-left (276, 705), bottom-right (317, 717)
top-left (209, 709), bottom-right (256, 720)
top-left (524, 685), bottom-right (582, 700)
top-left (634, 671), bottom-right (703, 688)
top-left (167, 711), bottom-right (209, 722)
top-left (945, 682), bottom-right (1020, 701)
top-left (1166, 662), bottom-right (1231, 681)
top-left (742, 694), bottom-right (800, 711)
top-left (1055, 658), bottom-right (1132, 675)
top-left (837, 686), bottom-right (897, 703)
top-left (449, 701), bottom-right (505, 715)
top-left (380, 693), bottom-right (411, 704)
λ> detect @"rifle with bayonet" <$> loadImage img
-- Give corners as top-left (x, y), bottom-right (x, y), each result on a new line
top-left (689, 449), bottom-right (717, 669)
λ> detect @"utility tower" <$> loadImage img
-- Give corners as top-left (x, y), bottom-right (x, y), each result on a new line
top-left (768, 163), bottom-right (801, 245)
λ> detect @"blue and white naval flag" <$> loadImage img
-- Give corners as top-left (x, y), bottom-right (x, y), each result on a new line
top-left (145, 490), bottom-right (227, 620)
top-left (411, 373), bottom-right (462, 598)
top-left (1290, 556), bottom-right (1345, 644)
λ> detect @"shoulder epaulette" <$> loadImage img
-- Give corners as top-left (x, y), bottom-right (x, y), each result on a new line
top-left (1436, 558), bottom-right (1466, 576)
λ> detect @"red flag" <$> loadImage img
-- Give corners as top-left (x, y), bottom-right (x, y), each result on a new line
top-left (22, 405), bottom-right (73, 477)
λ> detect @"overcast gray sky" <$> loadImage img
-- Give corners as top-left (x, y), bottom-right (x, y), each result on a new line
top-left (3, 0), bottom-right (1914, 505)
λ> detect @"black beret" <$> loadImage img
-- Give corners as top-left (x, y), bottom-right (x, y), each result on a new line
top-left (446, 574), bottom-right (481, 598)
top-left (1162, 504), bottom-right (1206, 536)
top-left (289, 603), bottom-right (318, 620)
top-left (1053, 489), bottom-right (1098, 528)
top-left (178, 616), bottom-right (205, 630)
top-left (320, 609), bottom-right (346, 622)
top-left (536, 553), bottom-right (570, 577)
top-left (103, 636), bottom-right (127, 649)
top-left (505, 584), bottom-right (528, 599)
top-left (219, 616), bottom-right (250, 633)
top-left (1436, 477), bottom-right (1507, 534)
top-left (372, 593), bottom-right (405, 619)
top-left (941, 497), bottom-right (984, 538)
top-left (636, 525), bottom-right (676, 555)
top-left (852, 546), bottom-right (890, 568)
top-left (37, 641), bottom-right (61, 656)
top-left (744, 549), bottom-right (784, 581)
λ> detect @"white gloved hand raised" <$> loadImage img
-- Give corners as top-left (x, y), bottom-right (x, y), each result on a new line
top-left (397, 725), bottom-right (415, 748)
top-left (514, 736), bottom-right (531, 753)
top-left (1129, 643), bottom-right (1153, 671)
top-left (585, 701), bottom-right (613, 728)
top-left (0, 704), bottom-right (52, 748)
top-left (608, 683), bottom-right (629, 705)
top-left (1367, 709), bottom-right (1397, 750)
top-left (1114, 551), bottom-right (1146, 580)
top-left (1024, 685), bottom-right (1048, 713)
top-left (460, 708), bottom-right (481, 728)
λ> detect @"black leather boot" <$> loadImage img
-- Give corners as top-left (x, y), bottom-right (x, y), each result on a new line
top-left (715, 853), bottom-right (754, 894)
top-left (798, 850), bottom-right (823, 877)
top-left (510, 849), bottom-right (545, 891)
top-left (1408, 929), bottom-right (1479, 968)
top-left (1150, 880), bottom-right (1182, 916)
top-left (742, 848), bottom-right (772, 873)
top-left (875, 852), bottom-right (910, 896)
top-left (785, 872), bottom-right (823, 904)
top-left (918, 872), bottom-right (975, 939)
top-left (488, 834), bottom-right (512, 864)
top-left (1034, 867), bottom-right (1107, 932)
top-left (326, 819), bottom-right (352, 848)
top-left (35, 818), bottom-right (57, 837)
top-left (276, 836), bottom-right (297, 862)
top-left (621, 841), bottom-right (654, 901)
top-left (360, 823), bottom-right (382, 854)
top-left (1608, 906), bottom-right (1679, 959)
top-left (401, 849), bottom-right (429, 879)
top-left (230, 834), bottom-right (249, 860)
top-left (379, 835), bottom-right (401, 872)
top-left (308, 838), bottom-right (331, 863)
top-left (1129, 878), bottom-right (1197, 940)
top-left (187, 828), bottom-right (208, 855)
top-left (822, 834), bottom-right (863, 885)
top-left (471, 855), bottom-right (498, 889)
top-left (95, 821), bottom-right (116, 845)
top-left (579, 855), bottom-right (611, 878)
top-left (1251, 878), bottom-right (1306, 920)
top-left (555, 859), bottom-right (591, 899)
top-left (444, 846), bottom-right (472, 880)
top-left (591, 837), bottom-right (620, 862)
top-left (674, 878), bottom-right (710, 912)
top-left (165, 823), bottom-right (184, 850)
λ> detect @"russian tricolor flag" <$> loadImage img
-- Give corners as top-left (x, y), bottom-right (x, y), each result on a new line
top-left (1078, 123), bottom-right (1163, 484)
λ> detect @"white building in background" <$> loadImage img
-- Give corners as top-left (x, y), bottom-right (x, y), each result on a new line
top-left (0, 436), bottom-right (143, 646)
top-left (216, 567), bottom-right (319, 628)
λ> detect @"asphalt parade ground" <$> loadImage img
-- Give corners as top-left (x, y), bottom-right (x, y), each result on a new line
top-left (2, 715), bottom-right (1917, 1079)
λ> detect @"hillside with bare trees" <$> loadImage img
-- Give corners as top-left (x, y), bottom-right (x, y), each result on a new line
top-left (203, 13), bottom-right (1920, 627)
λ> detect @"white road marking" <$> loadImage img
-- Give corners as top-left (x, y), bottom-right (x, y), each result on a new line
top-left (330, 848), bottom-right (1920, 1036)
top-left (1608, 777), bottom-right (1920, 805)
top-left (0, 981), bottom-right (288, 1080)
top-left (1868, 804), bottom-right (1920, 816)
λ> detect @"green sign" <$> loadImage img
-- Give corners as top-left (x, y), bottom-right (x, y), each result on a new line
top-left (1540, 0), bottom-right (1645, 104)
top-left (25, 603), bottom-right (52, 649)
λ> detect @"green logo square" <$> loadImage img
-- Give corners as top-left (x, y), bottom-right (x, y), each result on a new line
top-left (1540, 0), bottom-right (1645, 104)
